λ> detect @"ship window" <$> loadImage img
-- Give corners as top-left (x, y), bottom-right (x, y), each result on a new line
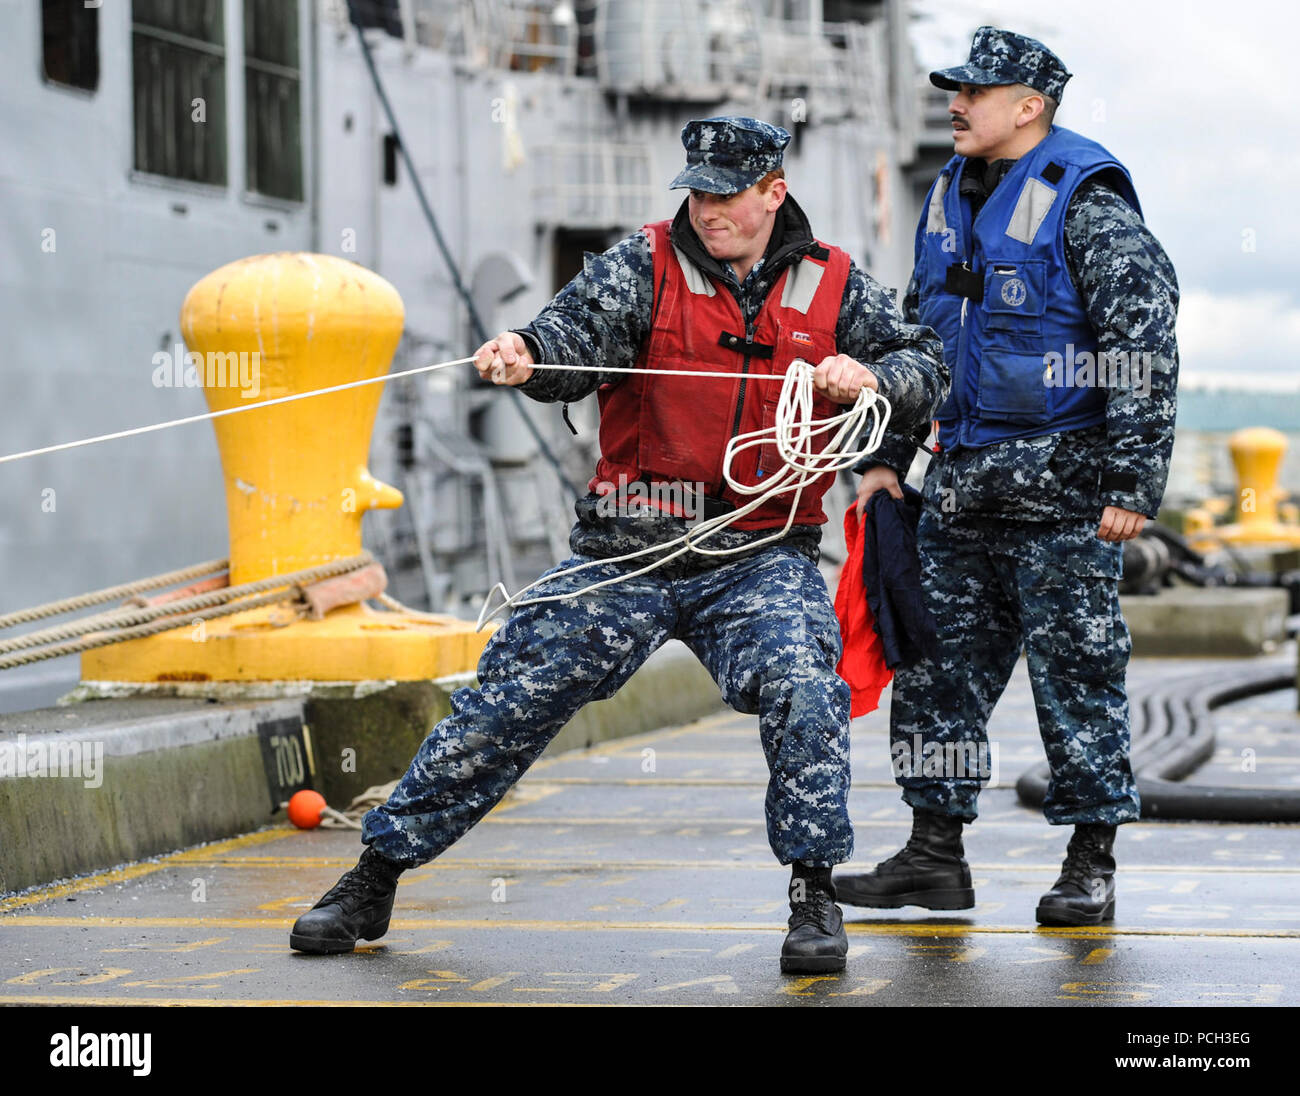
top-left (131, 0), bottom-right (228, 186)
top-left (42, 0), bottom-right (100, 92)
top-left (245, 0), bottom-right (303, 202)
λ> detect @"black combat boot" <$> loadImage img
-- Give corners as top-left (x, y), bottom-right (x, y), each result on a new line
top-left (290, 845), bottom-right (405, 954)
top-left (1036, 823), bottom-right (1117, 926)
top-left (780, 863), bottom-right (849, 974)
top-left (832, 809), bottom-right (975, 910)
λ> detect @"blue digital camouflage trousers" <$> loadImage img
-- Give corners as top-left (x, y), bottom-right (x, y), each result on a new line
top-left (362, 545), bottom-right (853, 866)
top-left (890, 509), bottom-right (1141, 826)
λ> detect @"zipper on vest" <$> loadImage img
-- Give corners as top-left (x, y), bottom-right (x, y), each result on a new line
top-left (729, 320), bottom-right (756, 438)
top-left (723, 319), bottom-right (757, 491)
top-left (958, 274), bottom-right (970, 448)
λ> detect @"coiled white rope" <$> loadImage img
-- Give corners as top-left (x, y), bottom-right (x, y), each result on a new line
top-left (474, 357), bottom-right (889, 629)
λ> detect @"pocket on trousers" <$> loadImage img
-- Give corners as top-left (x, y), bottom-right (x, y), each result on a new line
top-left (1032, 540), bottom-right (1127, 680)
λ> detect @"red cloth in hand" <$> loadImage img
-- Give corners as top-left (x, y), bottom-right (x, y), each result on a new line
top-left (833, 505), bottom-right (892, 716)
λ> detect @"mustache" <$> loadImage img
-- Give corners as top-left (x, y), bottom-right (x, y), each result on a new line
top-left (950, 115), bottom-right (969, 130)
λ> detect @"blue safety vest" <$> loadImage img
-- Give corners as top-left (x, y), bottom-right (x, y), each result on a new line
top-left (914, 126), bottom-right (1142, 450)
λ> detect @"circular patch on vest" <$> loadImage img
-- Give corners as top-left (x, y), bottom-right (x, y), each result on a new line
top-left (1000, 278), bottom-right (1028, 307)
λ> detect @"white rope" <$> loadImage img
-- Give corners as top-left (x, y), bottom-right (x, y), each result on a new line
top-left (474, 358), bottom-right (890, 630)
top-left (0, 356), bottom-right (800, 467)
top-left (0, 357), bottom-right (478, 466)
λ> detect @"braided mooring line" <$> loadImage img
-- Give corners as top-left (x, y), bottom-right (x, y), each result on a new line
top-left (0, 558), bottom-right (229, 632)
top-left (0, 591), bottom-right (294, 671)
top-left (0, 552), bottom-right (375, 670)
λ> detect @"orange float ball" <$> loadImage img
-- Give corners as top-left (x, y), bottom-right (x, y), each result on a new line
top-left (287, 789), bottom-right (328, 829)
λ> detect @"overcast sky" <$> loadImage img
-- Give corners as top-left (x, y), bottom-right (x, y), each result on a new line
top-left (910, 0), bottom-right (1298, 390)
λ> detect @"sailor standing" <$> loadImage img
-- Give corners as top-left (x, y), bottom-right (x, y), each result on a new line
top-left (835, 28), bottom-right (1180, 925)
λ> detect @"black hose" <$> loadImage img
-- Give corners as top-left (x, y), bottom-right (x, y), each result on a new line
top-left (1015, 663), bottom-right (1300, 821)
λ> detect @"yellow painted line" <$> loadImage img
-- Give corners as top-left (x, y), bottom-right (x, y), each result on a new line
top-left (1, 915), bottom-right (1296, 939)
top-left (522, 777), bottom-right (905, 788)
top-left (490, 783), bottom-right (566, 816)
top-left (16, 855), bottom-right (1300, 876)
top-left (0, 829), bottom-right (295, 912)
top-left (0, 994), bottom-right (599, 1007)
top-left (474, 814), bottom-right (1300, 832)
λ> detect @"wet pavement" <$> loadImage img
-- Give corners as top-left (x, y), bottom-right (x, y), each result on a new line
top-left (1, 655), bottom-right (1297, 1007)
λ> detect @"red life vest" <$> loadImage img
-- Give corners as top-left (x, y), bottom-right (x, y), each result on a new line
top-left (590, 219), bottom-right (852, 530)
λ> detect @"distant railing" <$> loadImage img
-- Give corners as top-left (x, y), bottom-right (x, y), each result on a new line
top-left (531, 141), bottom-right (656, 227)
top-left (917, 78), bottom-right (952, 138)
top-left (368, 0), bottom-right (895, 130)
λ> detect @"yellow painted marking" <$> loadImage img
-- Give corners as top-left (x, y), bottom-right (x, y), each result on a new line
top-left (782, 975), bottom-right (842, 996)
top-left (514, 777), bottom-right (902, 788)
top-left (587, 898), bottom-right (643, 910)
top-left (829, 978), bottom-right (891, 996)
top-left (651, 975), bottom-right (739, 994)
top-left (907, 942), bottom-right (986, 963)
top-left (400, 971), bottom-right (471, 990)
top-left (1080, 948), bottom-right (1113, 965)
top-left (714, 943), bottom-right (757, 959)
top-left (540, 874), bottom-right (583, 888)
top-left (119, 854), bottom-right (1300, 875)
top-left (491, 783), bottom-right (565, 815)
top-left (119, 968), bottom-right (260, 989)
top-left (103, 937), bottom-right (230, 954)
top-left (1013, 946), bottom-right (1071, 965)
top-left (468, 974), bottom-right (519, 992)
top-left (513, 972), bottom-right (638, 993)
top-left (1058, 981), bottom-right (1157, 1002)
top-left (256, 895), bottom-right (315, 912)
top-left (652, 898), bottom-right (688, 911)
top-left (0, 828), bottom-right (293, 912)
top-left (6, 967), bottom-right (133, 986)
top-left (389, 941), bottom-right (454, 954)
top-left (2, 915), bottom-right (1296, 938)
top-left (0, 995), bottom-right (603, 1007)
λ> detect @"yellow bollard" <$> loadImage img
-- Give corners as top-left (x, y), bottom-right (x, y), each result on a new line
top-left (1187, 426), bottom-right (1300, 552)
top-left (81, 253), bottom-right (491, 684)
top-left (185, 252), bottom-right (406, 584)
top-left (1230, 426), bottom-right (1285, 534)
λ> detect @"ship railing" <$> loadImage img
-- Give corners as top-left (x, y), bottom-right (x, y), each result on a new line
top-left (916, 77), bottom-right (954, 142)
top-left (531, 141), bottom-right (656, 227)
top-left (755, 16), bottom-right (890, 126)
top-left (401, 0), bottom-right (578, 74)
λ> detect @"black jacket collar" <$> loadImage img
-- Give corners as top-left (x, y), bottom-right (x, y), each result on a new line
top-left (667, 193), bottom-right (818, 284)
